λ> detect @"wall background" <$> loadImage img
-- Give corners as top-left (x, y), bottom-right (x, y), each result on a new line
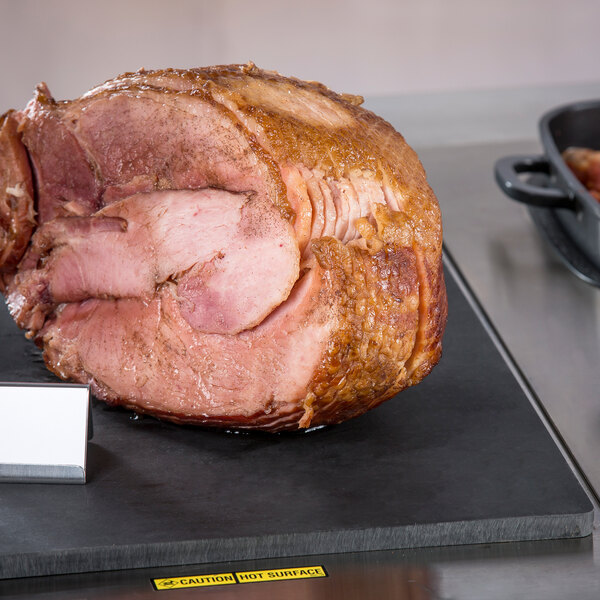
top-left (1, 0), bottom-right (599, 111)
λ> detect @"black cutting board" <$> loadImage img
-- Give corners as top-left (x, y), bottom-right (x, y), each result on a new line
top-left (0, 256), bottom-right (593, 579)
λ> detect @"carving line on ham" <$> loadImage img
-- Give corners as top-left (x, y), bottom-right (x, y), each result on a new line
top-left (0, 63), bottom-right (447, 432)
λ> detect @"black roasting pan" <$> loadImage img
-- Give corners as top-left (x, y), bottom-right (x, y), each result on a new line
top-left (495, 100), bottom-right (600, 286)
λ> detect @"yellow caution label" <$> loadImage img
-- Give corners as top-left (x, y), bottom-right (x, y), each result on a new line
top-left (236, 565), bottom-right (327, 583)
top-left (152, 573), bottom-right (236, 590)
top-left (152, 565), bottom-right (327, 590)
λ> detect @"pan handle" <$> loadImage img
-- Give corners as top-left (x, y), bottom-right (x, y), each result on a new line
top-left (494, 155), bottom-right (575, 210)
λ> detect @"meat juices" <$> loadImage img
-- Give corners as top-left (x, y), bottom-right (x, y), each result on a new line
top-left (0, 64), bottom-right (447, 431)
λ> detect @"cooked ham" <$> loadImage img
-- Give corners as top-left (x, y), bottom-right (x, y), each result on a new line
top-left (562, 146), bottom-right (600, 202)
top-left (0, 64), bottom-right (447, 431)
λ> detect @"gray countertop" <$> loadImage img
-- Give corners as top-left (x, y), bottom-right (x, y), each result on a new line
top-left (420, 141), bottom-right (600, 599)
top-left (374, 82), bottom-right (600, 598)
top-left (421, 140), bottom-right (600, 495)
top-left (368, 82), bottom-right (600, 499)
top-left (3, 82), bottom-right (600, 598)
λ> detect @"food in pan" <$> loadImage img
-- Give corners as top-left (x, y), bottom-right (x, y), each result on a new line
top-left (0, 64), bottom-right (446, 431)
top-left (562, 147), bottom-right (600, 202)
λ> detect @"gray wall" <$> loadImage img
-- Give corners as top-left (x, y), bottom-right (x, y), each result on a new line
top-left (1, 0), bottom-right (599, 110)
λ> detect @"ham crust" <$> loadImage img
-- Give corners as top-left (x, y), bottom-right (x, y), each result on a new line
top-left (0, 111), bottom-right (35, 290)
top-left (0, 64), bottom-right (446, 431)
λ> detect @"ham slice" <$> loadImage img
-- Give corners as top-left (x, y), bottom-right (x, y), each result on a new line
top-left (0, 64), bottom-right (447, 431)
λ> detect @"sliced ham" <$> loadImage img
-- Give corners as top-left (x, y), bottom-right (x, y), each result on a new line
top-left (0, 64), bottom-right (447, 431)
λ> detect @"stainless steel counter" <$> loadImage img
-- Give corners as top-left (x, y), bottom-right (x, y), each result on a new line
top-left (3, 83), bottom-right (600, 598)
top-left (419, 141), bottom-right (600, 599)
top-left (420, 141), bottom-right (600, 498)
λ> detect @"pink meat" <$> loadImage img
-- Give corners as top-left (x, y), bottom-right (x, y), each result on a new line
top-left (42, 267), bottom-right (332, 429)
top-left (9, 189), bottom-right (299, 337)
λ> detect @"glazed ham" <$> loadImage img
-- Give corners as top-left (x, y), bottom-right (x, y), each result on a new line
top-left (0, 64), bottom-right (446, 431)
top-left (562, 147), bottom-right (600, 202)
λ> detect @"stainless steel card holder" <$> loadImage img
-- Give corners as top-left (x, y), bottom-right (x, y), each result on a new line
top-left (0, 383), bottom-right (90, 484)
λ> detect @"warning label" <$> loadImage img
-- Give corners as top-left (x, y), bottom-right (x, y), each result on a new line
top-left (152, 565), bottom-right (327, 590)
top-left (237, 566), bottom-right (327, 583)
top-left (153, 573), bottom-right (236, 590)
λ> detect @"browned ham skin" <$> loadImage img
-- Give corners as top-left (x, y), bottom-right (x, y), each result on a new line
top-left (0, 64), bottom-right (447, 431)
top-left (0, 111), bottom-right (35, 289)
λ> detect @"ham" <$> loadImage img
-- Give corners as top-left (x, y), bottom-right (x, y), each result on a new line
top-left (0, 64), bottom-right (447, 431)
top-left (562, 146), bottom-right (600, 202)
